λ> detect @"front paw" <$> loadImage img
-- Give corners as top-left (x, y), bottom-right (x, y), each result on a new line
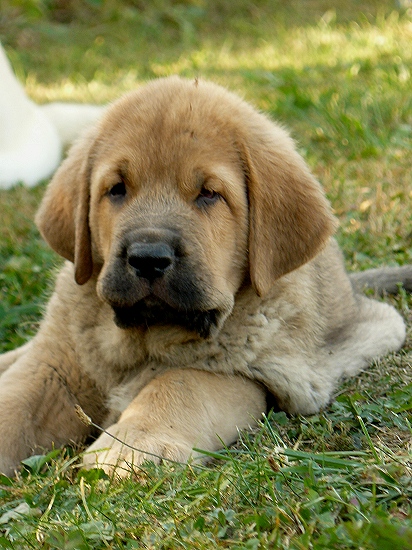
top-left (82, 424), bottom-right (193, 476)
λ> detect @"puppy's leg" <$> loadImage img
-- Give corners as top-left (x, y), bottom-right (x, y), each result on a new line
top-left (0, 341), bottom-right (32, 375)
top-left (83, 369), bottom-right (266, 476)
top-left (0, 344), bottom-right (101, 476)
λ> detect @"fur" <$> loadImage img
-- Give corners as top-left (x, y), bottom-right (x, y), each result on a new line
top-left (0, 76), bottom-right (410, 476)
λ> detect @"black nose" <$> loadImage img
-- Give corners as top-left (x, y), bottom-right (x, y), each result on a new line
top-left (127, 242), bottom-right (175, 282)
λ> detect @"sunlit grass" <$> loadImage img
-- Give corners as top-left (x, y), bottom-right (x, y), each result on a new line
top-left (17, 11), bottom-right (412, 106)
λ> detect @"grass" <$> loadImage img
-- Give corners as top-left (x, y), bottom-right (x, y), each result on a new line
top-left (0, 0), bottom-right (412, 548)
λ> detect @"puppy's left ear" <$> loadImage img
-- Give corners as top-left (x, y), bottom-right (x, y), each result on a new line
top-left (242, 120), bottom-right (337, 296)
top-left (35, 129), bottom-right (95, 285)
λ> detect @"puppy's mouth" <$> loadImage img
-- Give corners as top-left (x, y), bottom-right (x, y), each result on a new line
top-left (112, 296), bottom-right (220, 338)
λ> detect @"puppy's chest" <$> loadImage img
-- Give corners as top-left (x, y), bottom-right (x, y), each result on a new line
top-left (70, 275), bottom-right (320, 403)
top-left (92, 299), bottom-right (295, 376)
top-left (94, 308), bottom-right (284, 416)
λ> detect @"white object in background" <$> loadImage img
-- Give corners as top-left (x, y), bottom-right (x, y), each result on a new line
top-left (0, 44), bottom-right (62, 189)
top-left (0, 44), bottom-right (106, 189)
top-left (41, 102), bottom-right (104, 147)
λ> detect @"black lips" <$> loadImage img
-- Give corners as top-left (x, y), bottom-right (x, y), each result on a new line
top-left (112, 298), bottom-right (219, 338)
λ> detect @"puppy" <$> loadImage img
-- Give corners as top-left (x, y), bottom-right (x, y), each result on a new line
top-left (0, 76), bottom-right (410, 476)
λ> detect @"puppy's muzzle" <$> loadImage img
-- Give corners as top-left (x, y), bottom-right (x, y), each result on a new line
top-left (127, 242), bottom-right (174, 282)
top-left (100, 227), bottom-right (231, 337)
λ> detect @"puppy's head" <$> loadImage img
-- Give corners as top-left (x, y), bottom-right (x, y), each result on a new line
top-left (36, 76), bottom-right (336, 337)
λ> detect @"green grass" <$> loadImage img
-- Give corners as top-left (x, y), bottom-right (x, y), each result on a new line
top-left (0, 1), bottom-right (412, 548)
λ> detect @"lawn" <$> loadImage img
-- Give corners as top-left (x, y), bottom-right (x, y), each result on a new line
top-left (0, 1), bottom-right (411, 548)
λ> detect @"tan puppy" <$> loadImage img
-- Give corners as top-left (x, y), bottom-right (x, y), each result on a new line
top-left (0, 77), bottom-right (410, 476)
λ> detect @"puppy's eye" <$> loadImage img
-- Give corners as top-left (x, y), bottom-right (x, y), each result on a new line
top-left (108, 181), bottom-right (126, 200)
top-left (195, 187), bottom-right (220, 208)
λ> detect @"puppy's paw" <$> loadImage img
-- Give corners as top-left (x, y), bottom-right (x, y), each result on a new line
top-left (82, 424), bottom-right (193, 477)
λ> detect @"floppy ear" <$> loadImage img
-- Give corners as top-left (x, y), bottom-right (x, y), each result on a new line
top-left (242, 122), bottom-right (337, 296)
top-left (35, 130), bottom-right (95, 285)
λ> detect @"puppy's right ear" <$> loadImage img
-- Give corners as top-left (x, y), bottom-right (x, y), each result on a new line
top-left (35, 129), bottom-right (96, 285)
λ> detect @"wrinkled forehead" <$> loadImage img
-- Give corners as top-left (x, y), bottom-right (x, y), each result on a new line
top-left (89, 86), bottom-right (246, 193)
